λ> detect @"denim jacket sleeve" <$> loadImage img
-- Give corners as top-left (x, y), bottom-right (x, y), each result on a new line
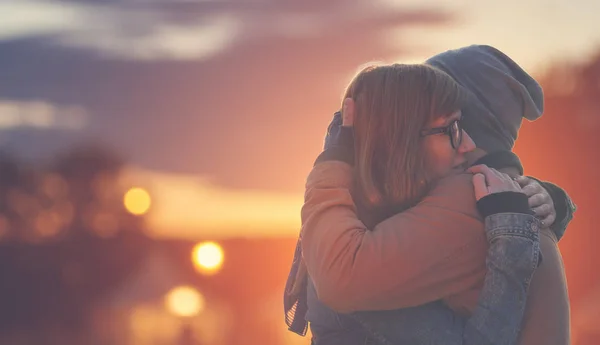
top-left (351, 213), bottom-right (541, 345)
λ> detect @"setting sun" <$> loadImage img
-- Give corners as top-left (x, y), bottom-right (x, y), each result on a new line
top-left (192, 241), bottom-right (224, 275)
top-left (124, 187), bottom-right (151, 216)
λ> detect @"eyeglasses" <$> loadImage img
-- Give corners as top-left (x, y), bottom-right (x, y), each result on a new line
top-left (420, 119), bottom-right (463, 149)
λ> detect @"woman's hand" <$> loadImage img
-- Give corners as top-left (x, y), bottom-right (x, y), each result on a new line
top-left (467, 164), bottom-right (523, 201)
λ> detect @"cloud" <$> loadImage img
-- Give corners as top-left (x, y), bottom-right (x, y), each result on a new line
top-left (0, 0), bottom-right (242, 61)
top-left (0, 1), bottom-right (86, 40)
top-left (0, 99), bottom-right (89, 130)
top-left (0, 0), bottom-right (453, 61)
top-left (55, 13), bottom-right (241, 61)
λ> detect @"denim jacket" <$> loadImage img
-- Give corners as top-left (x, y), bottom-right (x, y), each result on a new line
top-left (308, 213), bottom-right (540, 345)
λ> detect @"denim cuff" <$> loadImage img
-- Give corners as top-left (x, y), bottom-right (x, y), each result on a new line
top-left (485, 213), bottom-right (540, 243)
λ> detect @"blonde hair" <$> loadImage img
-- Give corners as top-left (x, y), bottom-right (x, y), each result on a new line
top-left (343, 63), bottom-right (466, 213)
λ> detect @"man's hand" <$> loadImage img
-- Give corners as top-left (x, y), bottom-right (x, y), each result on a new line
top-left (515, 176), bottom-right (556, 227)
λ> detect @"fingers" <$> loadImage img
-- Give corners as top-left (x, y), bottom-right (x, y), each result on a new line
top-left (528, 192), bottom-right (551, 208)
top-left (342, 98), bottom-right (355, 127)
top-left (540, 213), bottom-right (556, 228)
top-left (522, 181), bottom-right (543, 197)
top-left (533, 203), bottom-right (557, 228)
top-left (467, 165), bottom-right (499, 184)
top-left (472, 173), bottom-right (488, 201)
top-left (515, 175), bottom-right (531, 188)
top-left (532, 203), bottom-right (552, 218)
top-left (520, 178), bottom-right (555, 225)
top-left (514, 177), bottom-right (552, 209)
top-left (468, 165), bottom-right (522, 194)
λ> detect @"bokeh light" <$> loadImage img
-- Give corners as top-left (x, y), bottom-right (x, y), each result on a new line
top-left (124, 187), bottom-right (151, 216)
top-left (39, 173), bottom-right (69, 200)
top-left (165, 286), bottom-right (205, 318)
top-left (33, 210), bottom-right (63, 238)
top-left (192, 241), bottom-right (224, 275)
top-left (90, 211), bottom-right (119, 238)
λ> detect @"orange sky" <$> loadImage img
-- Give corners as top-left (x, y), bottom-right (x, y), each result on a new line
top-left (1, 0), bottom-right (599, 239)
top-left (121, 166), bottom-right (304, 239)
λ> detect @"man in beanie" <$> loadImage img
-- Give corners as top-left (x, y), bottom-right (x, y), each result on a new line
top-left (284, 45), bottom-right (575, 344)
top-left (425, 45), bottom-right (574, 233)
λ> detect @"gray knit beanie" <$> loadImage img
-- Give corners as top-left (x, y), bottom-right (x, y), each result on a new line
top-left (426, 45), bottom-right (544, 153)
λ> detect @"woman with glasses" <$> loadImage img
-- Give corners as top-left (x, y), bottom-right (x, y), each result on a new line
top-left (284, 59), bottom-right (571, 344)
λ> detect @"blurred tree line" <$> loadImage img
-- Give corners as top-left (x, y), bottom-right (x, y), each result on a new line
top-left (0, 145), bottom-right (151, 337)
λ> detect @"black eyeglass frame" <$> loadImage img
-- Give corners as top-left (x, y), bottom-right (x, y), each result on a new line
top-left (420, 119), bottom-right (463, 149)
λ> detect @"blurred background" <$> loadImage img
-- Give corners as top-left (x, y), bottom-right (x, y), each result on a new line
top-left (0, 0), bottom-right (598, 344)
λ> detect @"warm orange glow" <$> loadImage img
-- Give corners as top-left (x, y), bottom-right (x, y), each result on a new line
top-left (192, 241), bottom-right (224, 275)
top-left (40, 173), bottom-right (69, 200)
top-left (124, 187), bottom-right (151, 216)
top-left (165, 286), bottom-right (205, 318)
top-left (33, 210), bottom-right (63, 238)
top-left (90, 211), bottom-right (119, 238)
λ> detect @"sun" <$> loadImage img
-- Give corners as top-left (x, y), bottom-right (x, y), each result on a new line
top-left (124, 187), bottom-right (151, 216)
top-left (192, 241), bottom-right (224, 275)
top-left (165, 285), bottom-right (205, 317)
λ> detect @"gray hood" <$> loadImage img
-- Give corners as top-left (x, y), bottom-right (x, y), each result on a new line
top-left (426, 45), bottom-right (544, 152)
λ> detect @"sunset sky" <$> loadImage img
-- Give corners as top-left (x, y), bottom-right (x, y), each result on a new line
top-left (0, 0), bottom-right (598, 239)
